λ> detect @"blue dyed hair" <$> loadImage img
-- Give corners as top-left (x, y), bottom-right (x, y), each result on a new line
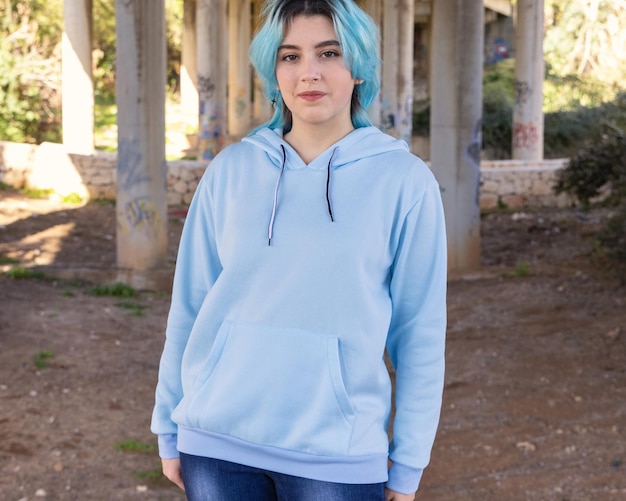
top-left (249, 0), bottom-right (380, 133)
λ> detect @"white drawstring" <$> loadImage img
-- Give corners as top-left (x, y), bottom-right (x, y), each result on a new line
top-left (268, 145), bottom-right (287, 246)
top-left (268, 145), bottom-right (336, 246)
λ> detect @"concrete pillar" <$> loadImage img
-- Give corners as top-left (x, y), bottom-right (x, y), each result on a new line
top-left (197, 0), bottom-right (227, 159)
top-left (381, 0), bottom-right (414, 144)
top-left (228, 0), bottom-right (252, 136)
top-left (513, 0), bottom-right (544, 160)
top-left (364, 0), bottom-right (382, 126)
top-left (430, 0), bottom-right (484, 273)
top-left (115, 0), bottom-right (168, 272)
top-left (62, 0), bottom-right (94, 154)
top-left (181, 0), bottom-right (198, 128)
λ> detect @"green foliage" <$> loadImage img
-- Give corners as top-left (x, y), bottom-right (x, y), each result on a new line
top-left (134, 468), bottom-right (163, 480)
top-left (543, 69), bottom-right (620, 113)
top-left (514, 261), bottom-right (531, 278)
top-left (555, 124), bottom-right (626, 210)
top-left (501, 260), bottom-right (532, 279)
top-left (479, 63), bottom-right (626, 159)
top-left (4, 266), bottom-right (46, 279)
top-left (544, 92), bottom-right (626, 158)
top-left (20, 187), bottom-right (54, 199)
top-left (61, 192), bottom-right (84, 204)
top-left (33, 350), bottom-right (54, 369)
top-left (92, 0), bottom-right (117, 100)
top-left (0, 254), bottom-right (19, 265)
top-left (165, 0), bottom-right (183, 93)
top-left (114, 440), bottom-right (156, 453)
top-left (411, 60), bottom-right (518, 159)
top-left (412, 99), bottom-right (430, 137)
top-left (94, 93), bottom-right (117, 129)
top-left (482, 60), bottom-right (515, 159)
top-left (484, 57), bottom-right (516, 91)
top-left (1, 0), bottom-right (185, 143)
top-left (544, 0), bottom-right (626, 91)
top-left (115, 300), bottom-right (147, 316)
top-left (0, 1), bottom-right (63, 143)
top-left (91, 198), bottom-right (116, 206)
top-left (113, 438), bottom-right (163, 483)
top-left (89, 282), bottom-right (136, 297)
top-left (555, 122), bottom-right (626, 269)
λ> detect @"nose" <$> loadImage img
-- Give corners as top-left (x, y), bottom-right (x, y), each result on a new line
top-left (301, 57), bottom-right (321, 82)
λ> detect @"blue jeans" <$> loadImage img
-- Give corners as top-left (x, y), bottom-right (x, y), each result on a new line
top-left (179, 453), bottom-right (386, 501)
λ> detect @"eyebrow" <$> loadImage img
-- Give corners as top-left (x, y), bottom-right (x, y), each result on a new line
top-left (277, 40), bottom-right (340, 52)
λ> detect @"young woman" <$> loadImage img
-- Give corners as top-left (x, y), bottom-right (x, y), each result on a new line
top-left (151, 1), bottom-right (447, 500)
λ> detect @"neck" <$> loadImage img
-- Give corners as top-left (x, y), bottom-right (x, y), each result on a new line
top-left (284, 121), bottom-right (355, 164)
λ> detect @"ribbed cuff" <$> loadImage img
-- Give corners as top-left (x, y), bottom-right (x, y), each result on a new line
top-left (158, 434), bottom-right (179, 459)
top-left (385, 463), bottom-right (423, 495)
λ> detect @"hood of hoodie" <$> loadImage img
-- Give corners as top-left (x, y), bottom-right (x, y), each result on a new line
top-left (242, 126), bottom-right (412, 245)
top-left (242, 126), bottom-right (409, 170)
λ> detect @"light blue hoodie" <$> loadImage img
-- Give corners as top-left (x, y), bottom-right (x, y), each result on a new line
top-left (151, 126), bottom-right (447, 494)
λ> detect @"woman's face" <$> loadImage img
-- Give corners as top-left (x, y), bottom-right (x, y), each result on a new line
top-left (276, 14), bottom-right (358, 134)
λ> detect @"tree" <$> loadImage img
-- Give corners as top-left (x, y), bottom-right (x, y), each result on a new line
top-left (544, 0), bottom-right (626, 106)
top-left (0, 0), bottom-right (63, 142)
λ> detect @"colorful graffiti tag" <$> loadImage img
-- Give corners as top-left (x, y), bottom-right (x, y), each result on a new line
top-left (513, 121), bottom-right (539, 150)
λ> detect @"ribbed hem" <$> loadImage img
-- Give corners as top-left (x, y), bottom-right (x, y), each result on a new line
top-left (178, 426), bottom-right (389, 484)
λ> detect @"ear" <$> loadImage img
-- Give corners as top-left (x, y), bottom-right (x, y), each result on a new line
top-left (354, 78), bottom-right (364, 85)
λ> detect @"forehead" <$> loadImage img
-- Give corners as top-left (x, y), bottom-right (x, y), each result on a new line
top-left (282, 14), bottom-right (337, 43)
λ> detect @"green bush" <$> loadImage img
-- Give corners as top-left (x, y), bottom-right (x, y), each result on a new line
top-left (545, 92), bottom-right (626, 159)
top-left (555, 124), bottom-right (626, 209)
top-left (555, 123), bottom-right (626, 269)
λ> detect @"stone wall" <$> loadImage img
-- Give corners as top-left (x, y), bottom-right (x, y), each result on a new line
top-left (0, 141), bottom-right (574, 209)
top-left (0, 141), bottom-right (207, 206)
top-left (479, 158), bottom-right (574, 209)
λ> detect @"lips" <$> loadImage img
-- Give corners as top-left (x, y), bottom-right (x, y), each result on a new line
top-left (298, 91), bottom-right (325, 101)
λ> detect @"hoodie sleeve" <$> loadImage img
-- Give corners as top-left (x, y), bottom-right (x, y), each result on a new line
top-left (385, 175), bottom-right (447, 494)
top-left (150, 169), bottom-right (223, 459)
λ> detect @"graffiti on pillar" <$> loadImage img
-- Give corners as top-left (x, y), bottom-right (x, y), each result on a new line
top-left (398, 96), bottom-right (413, 144)
top-left (382, 113), bottom-right (395, 131)
top-left (379, 95), bottom-right (395, 132)
top-left (514, 80), bottom-right (532, 106)
top-left (464, 118), bottom-right (482, 168)
top-left (198, 76), bottom-right (216, 99)
top-left (197, 73), bottom-right (224, 159)
top-left (119, 197), bottom-right (162, 232)
top-left (465, 119), bottom-right (482, 206)
top-left (118, 138), bottom-right (150, 191)
top-left (487, 37), bottom-right (511, 65)
top-left (236, 98), bottom-right (248, 118)
top-left (198, 112), bottom-right (225, 160)
top-left (513, 121), bottom-right (539, 150)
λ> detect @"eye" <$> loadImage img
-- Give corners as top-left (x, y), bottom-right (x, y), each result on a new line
top-left (280, 53), bottom-right (298, 62)
top-left (320, 50), bottom-right (340, 58)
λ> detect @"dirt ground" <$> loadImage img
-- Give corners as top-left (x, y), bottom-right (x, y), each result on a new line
top-left (0, 187), bottom-right (625, 501)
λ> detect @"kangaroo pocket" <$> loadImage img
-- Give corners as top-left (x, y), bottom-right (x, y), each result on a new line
top-left (182, 320), bottom-right (356, 456)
